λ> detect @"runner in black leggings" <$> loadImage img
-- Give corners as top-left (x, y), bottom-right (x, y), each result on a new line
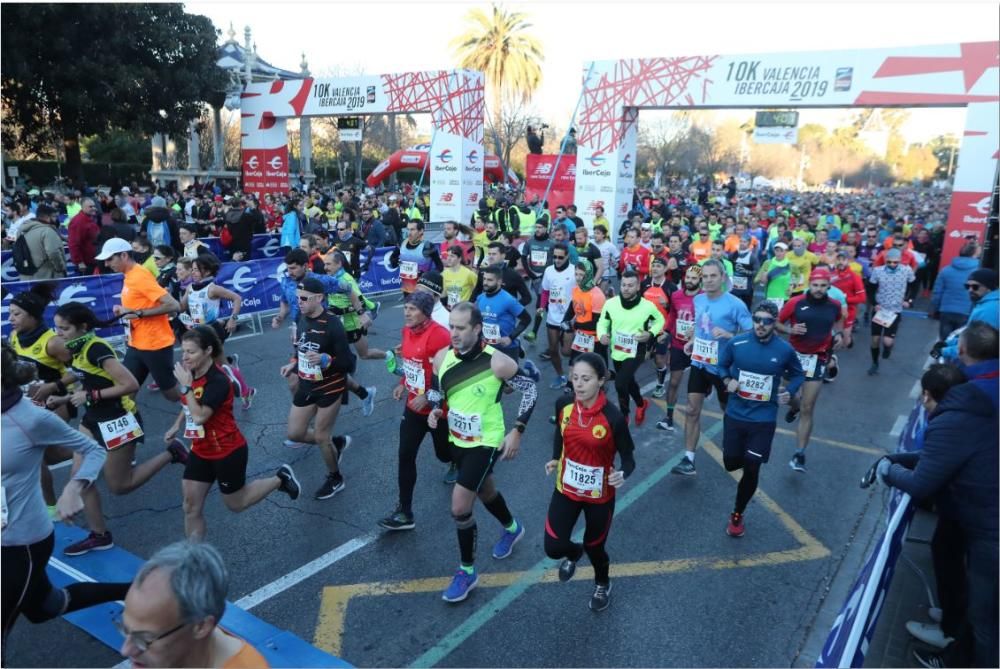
top-left (544, 353), bottom-right (635, 612)
top-left (1, 343), bottom-right (131, 662)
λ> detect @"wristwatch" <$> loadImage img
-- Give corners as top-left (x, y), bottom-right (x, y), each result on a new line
top-left (178, 385), bottom-right (191, 395)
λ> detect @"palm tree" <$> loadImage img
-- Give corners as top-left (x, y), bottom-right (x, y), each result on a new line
top-left (451, 3), bottom-right (543, 154)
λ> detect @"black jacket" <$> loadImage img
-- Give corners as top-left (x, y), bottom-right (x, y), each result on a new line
top-left (887, 381), bottom-right (998, 540)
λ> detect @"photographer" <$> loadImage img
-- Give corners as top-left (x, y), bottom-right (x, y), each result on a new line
top-left (527, 125), bottom-right (545, 155)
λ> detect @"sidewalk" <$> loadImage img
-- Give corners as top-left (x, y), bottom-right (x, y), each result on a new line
top-left (864, 507), bottom-right (941, 668)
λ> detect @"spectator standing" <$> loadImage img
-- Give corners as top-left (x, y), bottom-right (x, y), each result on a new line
top-left (68, 198), bottom-right (101, 274)
top-left (17, 204), bottom-right (66, 280)
top-left (930, 240), bottom-right (980, 346)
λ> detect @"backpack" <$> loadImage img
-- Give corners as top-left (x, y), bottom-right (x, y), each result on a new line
top-left (12, 233), bottom-right (38, 276)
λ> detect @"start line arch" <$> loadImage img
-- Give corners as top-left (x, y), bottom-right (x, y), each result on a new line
top-left (570, 42), bottom-right (999, 266)
top-left (240, 69), bottom-right (485, 223)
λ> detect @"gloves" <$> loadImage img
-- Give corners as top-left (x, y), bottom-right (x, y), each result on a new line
top-left (876, 458), bottom-right (891, 485)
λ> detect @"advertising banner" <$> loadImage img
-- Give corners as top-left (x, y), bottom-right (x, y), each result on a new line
top-left (242, 147), bottom-right (290, 196)
top-left (524, 154), bottom-right (577, 211)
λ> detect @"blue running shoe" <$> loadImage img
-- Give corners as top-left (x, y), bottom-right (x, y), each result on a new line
top-left (549, 375), bottom-right (568, 390)
top-left (492, 522), bottom-right (525, 559)
top-left (522, 359), bottom-right (541, 382)
top-left (442, 568), bottom-right (479, 602)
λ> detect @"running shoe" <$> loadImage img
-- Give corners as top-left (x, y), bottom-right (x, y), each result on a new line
top-left (826, 355), bottom-right (839, 381)
top-left (589, 582), bottom-right (612, 612)
top-left (867, 364), bottom-right (880, 376)
top-left (283, 439), bottom-right (311, 449)
top-left (276, 464), bottom-right (301, 500)
top-left (652, 384), bottom-right (666, 398)
top-left (726, 512), bottom-right (745, 537)
top-left (64, 531), bottom-right (114, 557)
top-left (443, 463), bottom-right (458, 484)
top-left (522, 359), bottom-right (541, 382)
top-left (785, 407), bottom-right (800, 423)
top-left (315, 473), bottom-right (345, 500)
top-left (228, 353), bottom-right (240, 368)
top-left (369, 300), bottom-right (381, 321)
top-left (656, 417), bottom-right (675, 431)
top-left (549, 375), bottom-right (568, 390)
top-left (442, 568), bottom-right (479, 602)
top-left (906, 621), bottom-right (954, 649)
top-left (634, 399), bottom-right (650, 427)
top-left (558, 558), bottom-right (577, 582)
top-left (378, 507), bottom-right (416, 531)
top-left (539, 350), bottom-right (552, 361)
top-left (524, 331), bottom-right (536, 343)
top-left (492, 522), bottom-right (525, 559)
top-left (789, 451), bottom-right (807, 473)
top-left (362, 386), bottom-right (377, 417)
top-left (334, 435), bottom-right (353, 463)
top-left (241, 387), bottom-right (257, 411)
top-left (912, 649), bottom-right (946, 668)
top-left (166, 439), bottom-right (190, 465)
top-left (670, 456), bottom-right (696, 476)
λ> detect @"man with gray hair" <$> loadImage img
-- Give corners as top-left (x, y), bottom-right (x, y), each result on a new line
top-left (118, 542), bottom-right (267, 668)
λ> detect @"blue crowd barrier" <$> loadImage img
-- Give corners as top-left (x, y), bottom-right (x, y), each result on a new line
top-left (1, 247), bottom-right (402, 339)
top-left (816, 400), bottom-right (925, 668)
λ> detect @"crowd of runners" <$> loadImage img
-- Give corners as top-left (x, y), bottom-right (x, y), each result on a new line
top-left (3, 181), bottom-right (997, 666)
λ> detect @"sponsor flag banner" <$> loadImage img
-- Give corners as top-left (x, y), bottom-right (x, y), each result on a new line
top-left (524, 154), bottom-right (576, 212)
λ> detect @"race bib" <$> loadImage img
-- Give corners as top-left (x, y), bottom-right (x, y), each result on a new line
top-left (448, 410), bottom-right (483, 442)
top-left (732, 275), bottom-right (748, 291)
top-left (399, 260), bottom-right (419, 280)
top-left (183, 405), bottom-right (204, 439)
top-left (446, 286), bottom-right (462, 308)
top-left (531, 249), bottom-right (548, 266)
top-left (550, 286), bottom-right (566, 304)
top-left (737, 370), bottom-right (772, 401)
top-left (562, 459), bottom-right (604, 498)
top-left (189, 298), bottom-right (206, 324)
top-left (297, 351), bottom-right (323, 381)
top-left (402, 358), bottom-right (425, 393)
top-left (613, 331), bottom-right (638, 356)
top-left (692, 337), bottom-right (719, 365)
top-left (872, 309), bottom-right (898, 328)
top-left (796, 353), bottom-right (818, 379)
top-left (98, 412), bottom-right (143, 450)
top-left (482, 322), bottom-right (501, 344)
top-left (571, 331), bottom-right (595, 352)
top-left (675, 318), bottom-right (694, 342)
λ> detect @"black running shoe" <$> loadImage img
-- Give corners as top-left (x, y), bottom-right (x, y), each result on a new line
top-left (315, 473), bottom-right (345, 500)
top-left (276, 464), bottom-right (301, 500)
top-left (589, 582), bottom-right (612, 612)
top-left (378, 507), bottom-right (415, 531)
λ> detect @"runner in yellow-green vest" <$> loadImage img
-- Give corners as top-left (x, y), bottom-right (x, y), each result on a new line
top-left (596, 270), bottom-right (665, 425)
top-left (427, 302), bottom-right (539, 603)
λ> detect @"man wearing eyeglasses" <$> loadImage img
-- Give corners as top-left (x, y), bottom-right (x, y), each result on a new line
top-left (866, 248), bottom-right (916, 375)
top-left (118, 541), bottom-right (267, 668)
top-left (717, 300), bottom-right (804, 538)
top-left (939, 269), bottom-right (998, 362)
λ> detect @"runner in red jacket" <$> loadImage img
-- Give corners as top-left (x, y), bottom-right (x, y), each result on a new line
top-left (831, 252), bottom-right (866, 348)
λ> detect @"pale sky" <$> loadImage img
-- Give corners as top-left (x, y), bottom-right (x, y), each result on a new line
top-left (188, 1), bottom-right (999, 143)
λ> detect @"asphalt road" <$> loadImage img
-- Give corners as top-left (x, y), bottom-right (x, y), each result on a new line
top-left (4, 294), bottom-right (939, 668)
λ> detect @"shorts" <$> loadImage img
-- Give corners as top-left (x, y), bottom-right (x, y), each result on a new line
top-left (669, 348), bottom-right (691, 372)
top-left (183, 446), bottom-right (248, 494)
top-left (871, 317), bottom-right (900, 338)
top-left (293, 379), bottom-right (346, 408)
top-left (654, 338), bottom-right (670, 356)
top-left (345, 326), bottom-right (368, 344)
top-left (123, 345), bottom-right (176, 391)
top-left (688, 365), bottom-right (728, 400)
top-left (722, 415), bottom-right (776, 464)
top-left (546, 323), bottom-right (570, 337)
top-left (450, 443), bottom-right (501, 492)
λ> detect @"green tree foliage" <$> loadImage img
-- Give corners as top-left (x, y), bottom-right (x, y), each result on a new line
top-left (81, 130), bottom-right (150, 164)
top-left (1, 3), bottom-right (227, 178)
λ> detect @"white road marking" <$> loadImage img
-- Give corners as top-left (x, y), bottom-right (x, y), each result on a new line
top-left (889, 415), bottom-right (908, 438)
top-left (50, 557), bottom-right (97, 583)
top-left (234, 531), bottom-right (377, 610)
top-left (909, 380), bottom-right (922, 400)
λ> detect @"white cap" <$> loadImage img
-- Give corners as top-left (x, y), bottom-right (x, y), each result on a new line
top-left (95, 237), bottom-right (133, 260)
top-left (121, 186), bottom-right (131, 194)
top-left (774, 242), bottom-right (789, 251)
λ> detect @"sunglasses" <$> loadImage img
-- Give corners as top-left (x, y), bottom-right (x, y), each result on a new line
top-left (752, 315), bottom-right (776, 325)
top-left (965, 283), bottom-right (984, 290)
top-left (886, 261), bottom-right (900, 266)
top-left (296, 294), bottom-right (318, 302)
top-left (552, 254), bottom-right (567, 260)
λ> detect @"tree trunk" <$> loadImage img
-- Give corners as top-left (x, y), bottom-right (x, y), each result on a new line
top-left (62, 117), bottom-right (83, 181)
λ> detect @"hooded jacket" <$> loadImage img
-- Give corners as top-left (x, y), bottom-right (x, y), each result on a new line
top-left (886, 372), bottom-right (998, 541)
top-left (18, 219), bottom-right (66, 279)
top-left (931, 255), bottom-right (979, 315)
top-left (941, 290), bottom-right (999, 361)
